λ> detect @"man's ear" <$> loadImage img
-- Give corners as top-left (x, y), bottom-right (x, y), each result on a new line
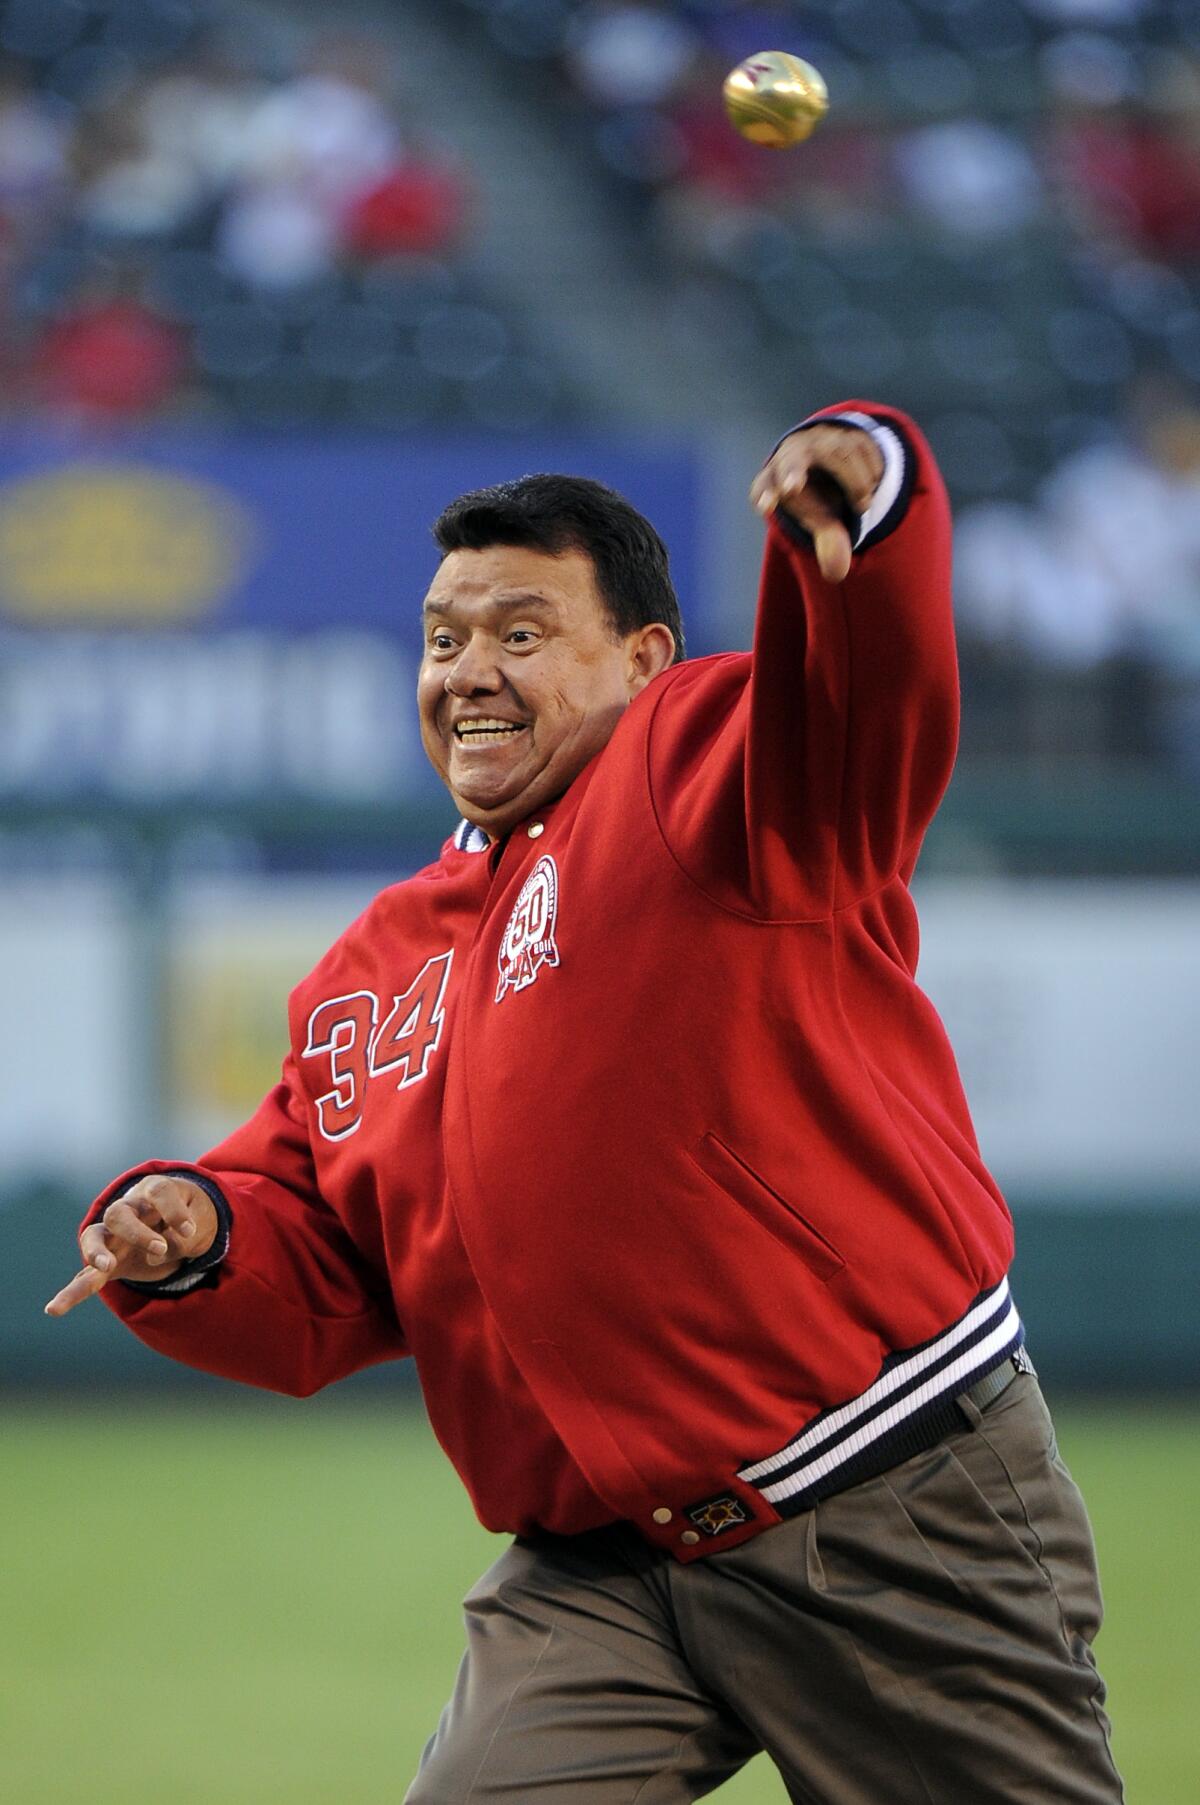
top-left (626, 622), bottom-right (677, 696)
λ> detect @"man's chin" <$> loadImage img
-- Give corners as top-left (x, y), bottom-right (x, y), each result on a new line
top-left (450, 776), bottom-right (535, 835)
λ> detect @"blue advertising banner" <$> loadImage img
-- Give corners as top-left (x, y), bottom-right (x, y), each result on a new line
top-left (0, 432), bottom-right (703, 803)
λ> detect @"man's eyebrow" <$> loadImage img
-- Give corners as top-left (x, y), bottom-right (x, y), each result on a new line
top-left (421, 591), bottom-right (557, 617)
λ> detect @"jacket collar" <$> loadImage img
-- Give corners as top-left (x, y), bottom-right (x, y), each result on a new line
top-left (453, 818), bottom-right (491, 854)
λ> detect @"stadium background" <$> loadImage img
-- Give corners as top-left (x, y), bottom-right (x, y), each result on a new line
top-left (0, 0), bottom-right (1196, 1798)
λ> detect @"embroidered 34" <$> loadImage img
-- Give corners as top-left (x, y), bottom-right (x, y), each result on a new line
top-left (302, 951), bottom-right (453, 1141)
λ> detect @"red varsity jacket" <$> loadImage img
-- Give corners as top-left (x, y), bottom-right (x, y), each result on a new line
top-left (87, 403), bottom-right (1019, 1562)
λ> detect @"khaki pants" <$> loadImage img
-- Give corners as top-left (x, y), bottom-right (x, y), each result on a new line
top-left (409, 1376), bottom-right (1123, 1803)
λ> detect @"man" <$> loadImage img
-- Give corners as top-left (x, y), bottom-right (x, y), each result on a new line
top-left (48, 402), bottom-right (1123, 1803)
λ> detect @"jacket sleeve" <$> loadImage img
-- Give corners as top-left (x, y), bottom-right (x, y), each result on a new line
top-left (648, 401), bottom-right (957, 919)
top-left (84, 1051), bottom-right (407, 1396)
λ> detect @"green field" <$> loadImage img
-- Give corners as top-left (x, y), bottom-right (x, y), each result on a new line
top-left (2, 1399), bottom-right (1194, 1803)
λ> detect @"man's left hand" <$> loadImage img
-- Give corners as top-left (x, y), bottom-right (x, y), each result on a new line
top-left (750, 424), bottom-right (884, 583)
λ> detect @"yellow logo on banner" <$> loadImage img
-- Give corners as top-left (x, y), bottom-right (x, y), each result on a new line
top-left (170, 957), bottom-right (294, 1120)
top-left (0, 464), bottom-right (256, 624)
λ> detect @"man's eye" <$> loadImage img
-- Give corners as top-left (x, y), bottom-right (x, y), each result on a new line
top-left (430, 634), bottom-right (456, 651)
top-left (507, 629), bottom-right (536, 645)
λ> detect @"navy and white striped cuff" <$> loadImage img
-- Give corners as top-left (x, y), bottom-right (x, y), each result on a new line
top-left (825, 411), bottom-right (908, 548)
top-left (739, 1277), bottom-right (1024, 1514)
top-left (772, 410), bottom-right (914, 554)
top-left (119, 1170), bottom-right (232, 1297)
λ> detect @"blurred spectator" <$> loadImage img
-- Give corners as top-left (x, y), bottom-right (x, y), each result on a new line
top-left (0, 63), bottom-right (70, 398)
top-left (236, 40), bottom-right (399, 207)
top-left (341, 158), bottom-right (470, 261)
top-left (1040, 30), bottom-right (1141, 109)
top-left (955, 385), bottom-right (1200, 677)
top-left (136, 51), bottom-right (264, 195)
top-left (565, 4), bottom-right (700, 109)
top-left (895, 121), bottom-right (1044, 239)
top-left (0, 63), bottom-right (69, 226)
top-left (217, 32), bottom-right (402, 289)
top-left (1051, 104), bottom-right (1200, 263)
top-left (954, 497), bottom-right (1133, 667)
top-left (1046, 48), bottom-right (1200, 264)
top-left (68, 47), bottom-right (259, 242)
top-left (33, 266), bottom-right (187, 417)
top-left (215, 174), bottom-right (337, 290)
top-left (0, 6), bottom-right (557, 432)
top-left (76, 115), bottom-right (208, 241)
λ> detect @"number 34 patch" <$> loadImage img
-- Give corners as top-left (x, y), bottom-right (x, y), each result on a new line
top-left (302, 951), bottom-right (452, 1142)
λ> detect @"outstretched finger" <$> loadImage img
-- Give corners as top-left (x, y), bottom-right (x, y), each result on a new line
top-left (44, 1221), bottom-right (122, 1316)
top-left (813, 520), bottom-right (853, 584)
top-left (44, 1261), bottom-right (111, 1318)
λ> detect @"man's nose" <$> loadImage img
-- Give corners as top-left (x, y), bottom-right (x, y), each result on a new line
top-left (444, 641), bottom-right (504, 696)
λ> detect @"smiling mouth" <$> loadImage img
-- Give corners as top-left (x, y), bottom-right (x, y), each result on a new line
top-left (453, 718), bottom-right (528, 744)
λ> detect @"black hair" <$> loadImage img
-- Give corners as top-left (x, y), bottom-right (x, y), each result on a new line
top-left (432, 473), bottom-right (685, 662)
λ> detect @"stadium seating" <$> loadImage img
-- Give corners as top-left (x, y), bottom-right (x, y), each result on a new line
top-left (0, 0), bottom-right (575, 430)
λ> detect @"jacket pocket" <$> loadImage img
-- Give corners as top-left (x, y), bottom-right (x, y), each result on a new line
top-left (688, 1131), bottom-right (844, 1283)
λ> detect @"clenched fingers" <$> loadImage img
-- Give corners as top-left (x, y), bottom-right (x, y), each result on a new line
top-left (750, 425), bottom-right (884, 583)
top-left (102, 1198), bottom-right (175, 1264)
top-left (751, 425), bottom-right (884, 517)
top-left (128, 1175), bottom-right (203, 1253)
top-left (751, 458), bottom-right (853, 582)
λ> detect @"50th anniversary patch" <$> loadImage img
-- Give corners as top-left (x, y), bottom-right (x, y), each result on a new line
top-left (496, 855), bottom-right (561, 1002)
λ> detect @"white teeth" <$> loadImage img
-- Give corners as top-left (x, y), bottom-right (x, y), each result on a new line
top-left (455, 719), bottom-right (524, 739)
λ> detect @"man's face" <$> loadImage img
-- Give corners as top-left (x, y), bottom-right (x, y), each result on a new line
top-left (419, 543), bottom-right (670, 839)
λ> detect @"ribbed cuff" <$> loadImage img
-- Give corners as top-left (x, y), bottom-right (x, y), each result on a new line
top-left (119, 1171), bottom-right (232, 1297)
top-left (769, 410), bottom-right (914, 555)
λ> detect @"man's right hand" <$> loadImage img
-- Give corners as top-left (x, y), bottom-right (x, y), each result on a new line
top-left (44, 1176), bottom-right (219, 1317)
top-left (750, 422), bottom-right (885, 583)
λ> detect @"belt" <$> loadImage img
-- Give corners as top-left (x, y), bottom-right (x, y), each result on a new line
top-left (958, 1350), bottom-right (1027, 1419)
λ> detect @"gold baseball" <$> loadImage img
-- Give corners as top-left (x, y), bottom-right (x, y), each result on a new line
top-left (722, 51), bottom-right (829, 149)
